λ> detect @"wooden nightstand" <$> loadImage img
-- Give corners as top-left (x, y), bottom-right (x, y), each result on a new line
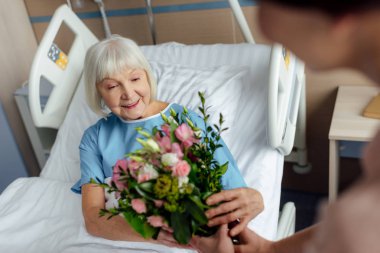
top-left (328, 86), bottom-right (380, 202)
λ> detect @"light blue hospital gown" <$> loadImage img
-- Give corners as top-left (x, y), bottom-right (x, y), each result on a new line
top-left (71, 103), bottom-right (246, 193)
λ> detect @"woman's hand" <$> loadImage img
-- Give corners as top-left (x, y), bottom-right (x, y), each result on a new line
top-left (205, 187), bottom-right (264, 236)
top-left (191, 224), bottom-right (234, 253)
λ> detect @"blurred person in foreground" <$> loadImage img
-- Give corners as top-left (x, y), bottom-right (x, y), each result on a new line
top-left (192, 0), bottom-right (380, 252)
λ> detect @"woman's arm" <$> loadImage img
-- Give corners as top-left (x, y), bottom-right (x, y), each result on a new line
top-left (82, 183), bottom-right (185, 248)
top-left (82, 183), bottom-right (150, 241)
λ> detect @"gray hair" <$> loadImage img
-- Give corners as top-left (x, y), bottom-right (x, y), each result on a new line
top-left (83, 35), bottom-right (157, 116)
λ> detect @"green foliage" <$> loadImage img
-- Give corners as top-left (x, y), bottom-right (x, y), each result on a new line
top-left (93, 91), bottom-right (230, 245)
top-left (123, 211), bottom-right (159, 239)
top-left (171, 211), bottom-right (191, 244)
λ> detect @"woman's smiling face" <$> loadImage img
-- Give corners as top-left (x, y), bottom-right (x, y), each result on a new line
top-left (97, 67), bottom-right (152, 120)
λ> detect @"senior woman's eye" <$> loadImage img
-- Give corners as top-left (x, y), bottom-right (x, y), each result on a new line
top-left (131, 77), bottom-right (141, 82)
top-left (104, 82), bottom-right (117, 89)
top-left (101, 81), bottom-right (118, 90)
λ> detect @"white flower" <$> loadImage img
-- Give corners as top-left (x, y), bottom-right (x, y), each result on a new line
top-left (161, 153), bottom-right (179, 167)
top-left (105, 191), bottom-right (119, 209)
top-left (178, 176), bottom-right (189, 188)
top-left (143, 163), bottom-right (159, 180)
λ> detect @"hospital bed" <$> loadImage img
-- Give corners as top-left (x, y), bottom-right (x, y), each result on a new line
top-left (0, 2), bottom-right (303, 252)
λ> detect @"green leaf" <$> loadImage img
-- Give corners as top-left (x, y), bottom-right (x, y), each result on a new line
top-left (189, 164), bottom-right (199, 183)
top-left (198, 91), bottom-right (205, 105)
top-left (171, 211), bottom-right (191, 244)
top-left (169, 122), bottom-right (178, 142)
top-left (122, 211), bottom-right (159, 239)
top-left (139, 181), bottom-right (154, 192)
top-left (219, 162), bottom-right (228, 176)
top-left (219, 113), bottom-right (224, 125)
top-left (152, 126), bottom-right (159, 136)
top-left (185, 198), bottom-right (208, 225)
top-left (202, 191), bottom-right (214, 202)
top-left (189, 195), bottom-right (209, 210)
top-left (134, 185), bottom-right (156, 201)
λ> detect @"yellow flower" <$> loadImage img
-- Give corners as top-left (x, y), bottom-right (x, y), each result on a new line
top-left (154, 175), bottom-right (172, 199)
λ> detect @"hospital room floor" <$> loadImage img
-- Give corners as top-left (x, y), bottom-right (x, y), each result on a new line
top-left (280, 189), bottom-right (326, 231)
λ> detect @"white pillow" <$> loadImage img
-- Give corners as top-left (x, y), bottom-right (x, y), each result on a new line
top-left (40, 62), bottom-right (250, 182)
top-left (151, 61), bottom-right (249, 146)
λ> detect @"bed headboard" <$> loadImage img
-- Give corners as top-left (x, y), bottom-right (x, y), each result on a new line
top-left (28, 4), bottom-right (305, 156)
top-left (28, 5), bottom-right (98, 129)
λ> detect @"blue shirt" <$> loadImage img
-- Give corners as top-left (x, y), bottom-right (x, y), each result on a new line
top-left (71, 103), bottom-right (246, 193)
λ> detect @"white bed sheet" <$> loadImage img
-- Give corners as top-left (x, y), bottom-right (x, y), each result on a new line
top-left (0, 42), bottom-right (283, 252)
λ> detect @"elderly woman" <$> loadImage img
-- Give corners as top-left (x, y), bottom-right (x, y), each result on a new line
top-left (192, 0), bottom-right (380, 253)
top-left (71, 35), bottom-right (263, 248)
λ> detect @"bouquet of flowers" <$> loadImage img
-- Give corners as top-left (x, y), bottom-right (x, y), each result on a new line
top-left (95, 92), bottom-right (229, 244)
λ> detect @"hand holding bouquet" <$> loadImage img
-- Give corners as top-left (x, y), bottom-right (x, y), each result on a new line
top-left (94, 92), bottom-right (229, 244)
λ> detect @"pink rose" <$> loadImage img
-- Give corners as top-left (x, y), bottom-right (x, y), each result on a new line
top-left (175, 123), bottom-right (197, 148)
top-left (147, 215), bottom-right (165, 227)
top-left (112, 159), bottom-right (128, 190)
top-left (131, 199), bottom-right (147, 214)
top-left (172, 160), bottom-right (191, 177)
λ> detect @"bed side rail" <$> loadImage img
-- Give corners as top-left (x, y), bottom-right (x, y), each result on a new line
top-left (226, 0), bottom-right (306, 156)
top-left (29, 4), bottom-right (98, 128)
top-left (268, 44), bottom-right (305, 155)
top-left (227, 0), bottom-right (255, 44)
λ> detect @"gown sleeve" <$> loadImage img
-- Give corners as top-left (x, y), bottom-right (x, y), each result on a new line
top-left (71, 125), bottom-right (105, 194)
